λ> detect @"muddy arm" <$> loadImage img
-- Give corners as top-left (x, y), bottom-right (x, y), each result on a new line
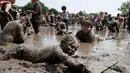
top-left (53, 48), bottom-right (89, 73)
top-left (63, 57), bottom-right (90, 73)
top-left (14, 25), bottom-right (25, 44)
top-left (5, 4), bottom-right (14, 21)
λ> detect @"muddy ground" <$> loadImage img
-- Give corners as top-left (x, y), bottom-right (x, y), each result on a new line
top-left (0, 24), bottom-right (130, 73)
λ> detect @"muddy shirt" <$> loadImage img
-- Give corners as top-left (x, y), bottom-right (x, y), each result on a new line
top-left (107, 20), bottom-right (120, 32)
top-left (76, 30), bottom-right (95, 43)
top-left (4, 45), bottom-right (68, 64)
top-left (32, 1), bottom-right (42, 23)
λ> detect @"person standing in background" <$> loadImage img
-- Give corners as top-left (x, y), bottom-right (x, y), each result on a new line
top-left (61, 6), bottom-right (69, 30)
top-left (31, 0), bottom-right (42, 34)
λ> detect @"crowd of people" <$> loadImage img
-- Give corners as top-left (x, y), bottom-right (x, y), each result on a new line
top-left (0, 0), bottom-right (130, 73)
top-left (0, 0), bottom-right (90, 73)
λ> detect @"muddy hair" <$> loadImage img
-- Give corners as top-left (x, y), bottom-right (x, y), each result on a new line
top-left (81, 20), bottom-right (93, 28)
top-left (60, 34), bottom-right (80, 56)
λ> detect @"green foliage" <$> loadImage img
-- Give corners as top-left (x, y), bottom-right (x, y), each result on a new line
top-left (49, 8), bottom-right (59, 15)
top-left (42, 6), bottom-right (49, 14)
top-left (22, 2), bottom-right (33, 11)
top-left (39, 1), bottom-right (49, 13)
top-left (15, 1), bottom-right (60, 14)
top-left (78, 11), bottom-right (88, 17)
top-left (78, 11), bottom-right (84, 16)
top-left (118, 1), bottom-right (130, 15)
top-left (16, 1), bottom-right (50, 14)
top-left (89, 13), bottom-right (98, 17)
top-left (14, 1), bottom-right (99, 16)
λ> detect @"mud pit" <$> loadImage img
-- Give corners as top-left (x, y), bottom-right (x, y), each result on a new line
top-left (0, 24), bottom-right (130, 73)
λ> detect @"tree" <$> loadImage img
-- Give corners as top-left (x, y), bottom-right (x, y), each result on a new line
top-left (19, 1), bottom-right (50, 14)
top-left (39, 1), bottom-right (49, 14)
top-left (78, 11), bottom-right (88, 17)
top-left (22, 2), bottom-right (33, 11)
top-left (89, 13), bottom-right (98, 17)
top-left (78, 11), bottom-right (84, 16)
top-left (49, 8), bottom-right (59, 15)
top-left (118, 1), bottom-right (130, 15)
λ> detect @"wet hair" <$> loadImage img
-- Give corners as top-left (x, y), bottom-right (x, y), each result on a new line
top-left (61, 6), bottom-right (66, 10)
top-left (60, 34), bottom-right (80, 56)
top-left (81, 20), bottom-right (93, 28)
top-left (117, 13), bottom-right (120, 17)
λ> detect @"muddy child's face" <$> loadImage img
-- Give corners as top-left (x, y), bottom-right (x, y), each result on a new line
top-left (82, 24), bottom-right (91, 33)
top-left (60, 34), bottom-right (80, 56)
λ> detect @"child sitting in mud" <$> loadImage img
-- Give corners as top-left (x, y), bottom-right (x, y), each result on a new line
top-left (55, 16), bottom-right (66, 35)
top-left (76, 20), bottom-right (103, 43)
top-left (0, 16), bottom-right (31, 45)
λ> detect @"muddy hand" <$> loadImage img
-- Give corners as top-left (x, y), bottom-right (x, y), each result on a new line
top-left (68, 64), bottom-right (91, 73)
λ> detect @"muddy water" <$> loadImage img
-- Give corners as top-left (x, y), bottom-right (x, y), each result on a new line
top-left (25, 24), bottom-right (130, 73)
top-left (1, 24), bottom-right (130, 73)
top-left (23, 24), bottom-right (130, 73)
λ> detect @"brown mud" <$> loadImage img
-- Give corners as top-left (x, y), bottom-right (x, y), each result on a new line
top-left (0, 24), bottom-right (130, 73)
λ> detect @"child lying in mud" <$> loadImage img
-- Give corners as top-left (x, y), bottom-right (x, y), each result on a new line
top-left (0, 34), bottom-right (91, 73)
top-left (76, 19), bottom-right (104, 43)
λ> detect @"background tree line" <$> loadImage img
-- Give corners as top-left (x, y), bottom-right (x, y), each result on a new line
top-left (15, 1), bottom-right (59, 15)
top-left (15, 1), bottom-right (98, 16)
top-left (118, 1), bottom-right (130, 15)
top-left (12, 1), bottom-right (130, 16)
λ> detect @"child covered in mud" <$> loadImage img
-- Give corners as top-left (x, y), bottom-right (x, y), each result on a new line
top-left (76, 19), bottom-right (104, 43)
top-left (0, 16), bottom-right (31, 45)
top-left (55, 16), bottom-right (66, 35)
top-left (0, 34), bottom-right (91, 73)
top-left (107, 17), bottom-right (124, 33)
